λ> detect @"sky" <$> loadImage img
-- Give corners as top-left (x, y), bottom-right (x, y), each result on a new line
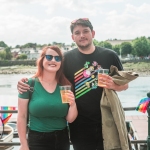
top-left (0, 0), bottom-right (150, 47)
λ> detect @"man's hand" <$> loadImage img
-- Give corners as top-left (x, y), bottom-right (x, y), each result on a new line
top-left (98, 74), bottom-right (128, 91)
top-left (17, 78), bottom-right (30, 94)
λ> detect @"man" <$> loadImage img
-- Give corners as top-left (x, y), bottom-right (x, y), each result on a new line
top-left (17, 18), bottom-right (128, 150)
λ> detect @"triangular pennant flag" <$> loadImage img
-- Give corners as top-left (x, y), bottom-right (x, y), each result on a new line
top-left (2, 114), bottom-right (12, 124)
top-left (0, 106), bottom-right (16, 123)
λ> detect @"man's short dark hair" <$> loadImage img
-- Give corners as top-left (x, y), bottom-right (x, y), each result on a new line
top-left (70, 18), bottom-right (93, 33)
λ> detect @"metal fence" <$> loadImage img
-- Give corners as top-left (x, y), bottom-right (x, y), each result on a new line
top-left (0, 106), bottom-right (149, 150)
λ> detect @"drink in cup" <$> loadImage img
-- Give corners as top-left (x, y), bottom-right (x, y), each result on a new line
top-left (59, 85), bottom-right (71, 103)
top-left (98, 69), bottom-right (109, 87)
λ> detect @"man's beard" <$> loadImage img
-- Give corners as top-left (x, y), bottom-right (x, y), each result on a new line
top-left (77, 41), bottom-right (92, 51)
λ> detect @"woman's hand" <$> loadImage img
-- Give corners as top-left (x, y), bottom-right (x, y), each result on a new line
top-left (19, 145), bottom-right (29, 150)
top-left (17, 78), bottom-right (30, 94)
top-left (65, 91), bottom-right (78, 123)
top-left (66, 91), bottom-right (76, 107)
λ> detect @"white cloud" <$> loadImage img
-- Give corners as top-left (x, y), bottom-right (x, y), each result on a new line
top-left (44, 0), bottom-right (98, 16)
top-left (93, 0), bottom-right (124, 4)
top-left (0, 14), bottom-right (71, 46)
top-left (94, 2), bottom-right (150, 41)
top-left (0, 1), bottom-right (18, 15)
top-left (125, 3), bottom-right (150, 14)
top-left (0, 0), bottom-right (150, 47)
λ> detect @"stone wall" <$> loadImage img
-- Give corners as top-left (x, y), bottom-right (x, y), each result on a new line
top-left (0, 60), bottom-right (36, 66)
top-left (0, 59), bottom-right (150, 66)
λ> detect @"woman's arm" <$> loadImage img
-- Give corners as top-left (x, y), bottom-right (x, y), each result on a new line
top-left (17, 98), bottom-right (29, 150)
top-left (65, 91), bottom-right (78, 123)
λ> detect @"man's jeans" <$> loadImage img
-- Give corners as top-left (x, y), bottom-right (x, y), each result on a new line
top-left (70, 123), bottom-right (104, 150)
top-left (28, 127), bottom-right (70, 150)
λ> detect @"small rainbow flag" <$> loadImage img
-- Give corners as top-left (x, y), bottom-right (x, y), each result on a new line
top-left (136, 97), bottom-right (150, 113)
top-left (0, 106), bottom-right (16, 124)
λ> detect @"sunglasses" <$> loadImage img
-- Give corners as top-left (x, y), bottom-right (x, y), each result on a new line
top-left (0, 117), bottom-right (4, 139)
top-left (45, 55), bottom-right (62, 62)
top-left (71, 18), bottom-right (89, 24)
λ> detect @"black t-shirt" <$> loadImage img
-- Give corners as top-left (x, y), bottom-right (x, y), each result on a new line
top-left (63, 46), bottom-right (123, 125)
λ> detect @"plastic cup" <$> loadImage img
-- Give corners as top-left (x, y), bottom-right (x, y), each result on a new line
top-left (98, 69), bottom-right (109, 87)
top-left (59, 85), bottom-right (71, 103)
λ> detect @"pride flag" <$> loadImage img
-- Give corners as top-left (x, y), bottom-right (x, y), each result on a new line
top-left (0, 106), bottom-right (16, 124)
top-left (136, 97), bottom-right (150, 113)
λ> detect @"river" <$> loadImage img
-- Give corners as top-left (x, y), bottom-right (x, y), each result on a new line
top-left (0, 74), bottom-right (150, 149)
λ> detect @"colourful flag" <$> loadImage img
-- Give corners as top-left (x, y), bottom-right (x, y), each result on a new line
top-left (0, 106), bottom-right (16, 124)
top-left (136, 97), bottom-right (150, 113)
top-left (2, 114), bottom-right (12, 124)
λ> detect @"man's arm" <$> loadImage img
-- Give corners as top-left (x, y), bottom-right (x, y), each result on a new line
top-left (17, 78), bottom-right (30, 94)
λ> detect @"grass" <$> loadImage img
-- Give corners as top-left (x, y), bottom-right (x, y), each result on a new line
top-left (123, 62), bottom-right (150, 72)
top-left (0, 65), bottom-right (37, 74)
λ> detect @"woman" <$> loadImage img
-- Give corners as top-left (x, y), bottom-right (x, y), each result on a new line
top-left (17, 46), bottom-right (78, 150)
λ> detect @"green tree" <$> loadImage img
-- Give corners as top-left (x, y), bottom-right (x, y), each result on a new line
top-left (0, 41), bottom-right (8, 47)
top-left (93, 39), bottom-right (99, 46)
top-left (5, 52), bottom-right (12, 60)
top-left (120, 42), bottom-right (133, 56)
top-left (93, 39), bottom-right (104, 47)
top-left (132, 36), bottom-right (150, 57)
top-left (0, 50), bottom-right (6, 60)
top-left (112, 45), bottom-right (120, 55)
top-left (93, 40), bottom-right (112, 49)
top-left (71, 42), bottom-right (76, 47)
top-left (15, 45), bottom-right (21, 48)
top-left (52, 42), bottom-right (65, 48)
top-left (5, 47), bottom-right (11, 53)
top-left (16, 54), bottom-right (27, 60)
top-left (103, 41), bottom-right (112, 49)
top-left (21, 43), bottom-right (37, 49)
top-left (131, 48), bottom-right (137, 56)
top-left (4, 47), bottom-right (12, 60)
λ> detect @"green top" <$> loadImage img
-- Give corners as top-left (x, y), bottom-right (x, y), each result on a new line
top-left (18, 78), bottom-right (68, 132)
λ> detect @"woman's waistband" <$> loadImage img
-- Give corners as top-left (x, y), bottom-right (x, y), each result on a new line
top-left (28, 126), bottom-right (68, 135)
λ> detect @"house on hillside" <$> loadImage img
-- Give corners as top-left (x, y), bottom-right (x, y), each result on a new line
top-left (11, 48), bottom-right (42, 60)
top-left (11, 48), bottom-right (20, 58)
top-left (61, 45), bottom-right (77, 53)
top-left (10, 44), bottom-right (76, 60)
top-left (18, 48), bottom-right (42, 60)
top-left (26, 49), bottom-right (42, 60)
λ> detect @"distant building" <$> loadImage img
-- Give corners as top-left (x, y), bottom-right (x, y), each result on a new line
top-left (26, 49), bottom-right (42, 60)
top-left (11, 48), bottom-right (20, 58)
top-left (10, 44), bottom-right (76, 60)
top-left (61, 45), bottom-right (77, 53)
top-left (11, 48), bottom-right (42, 60)
top-left (106, 39), bottom-right (133, 46)
top-left (18, 48), bottom-right (42, 60)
